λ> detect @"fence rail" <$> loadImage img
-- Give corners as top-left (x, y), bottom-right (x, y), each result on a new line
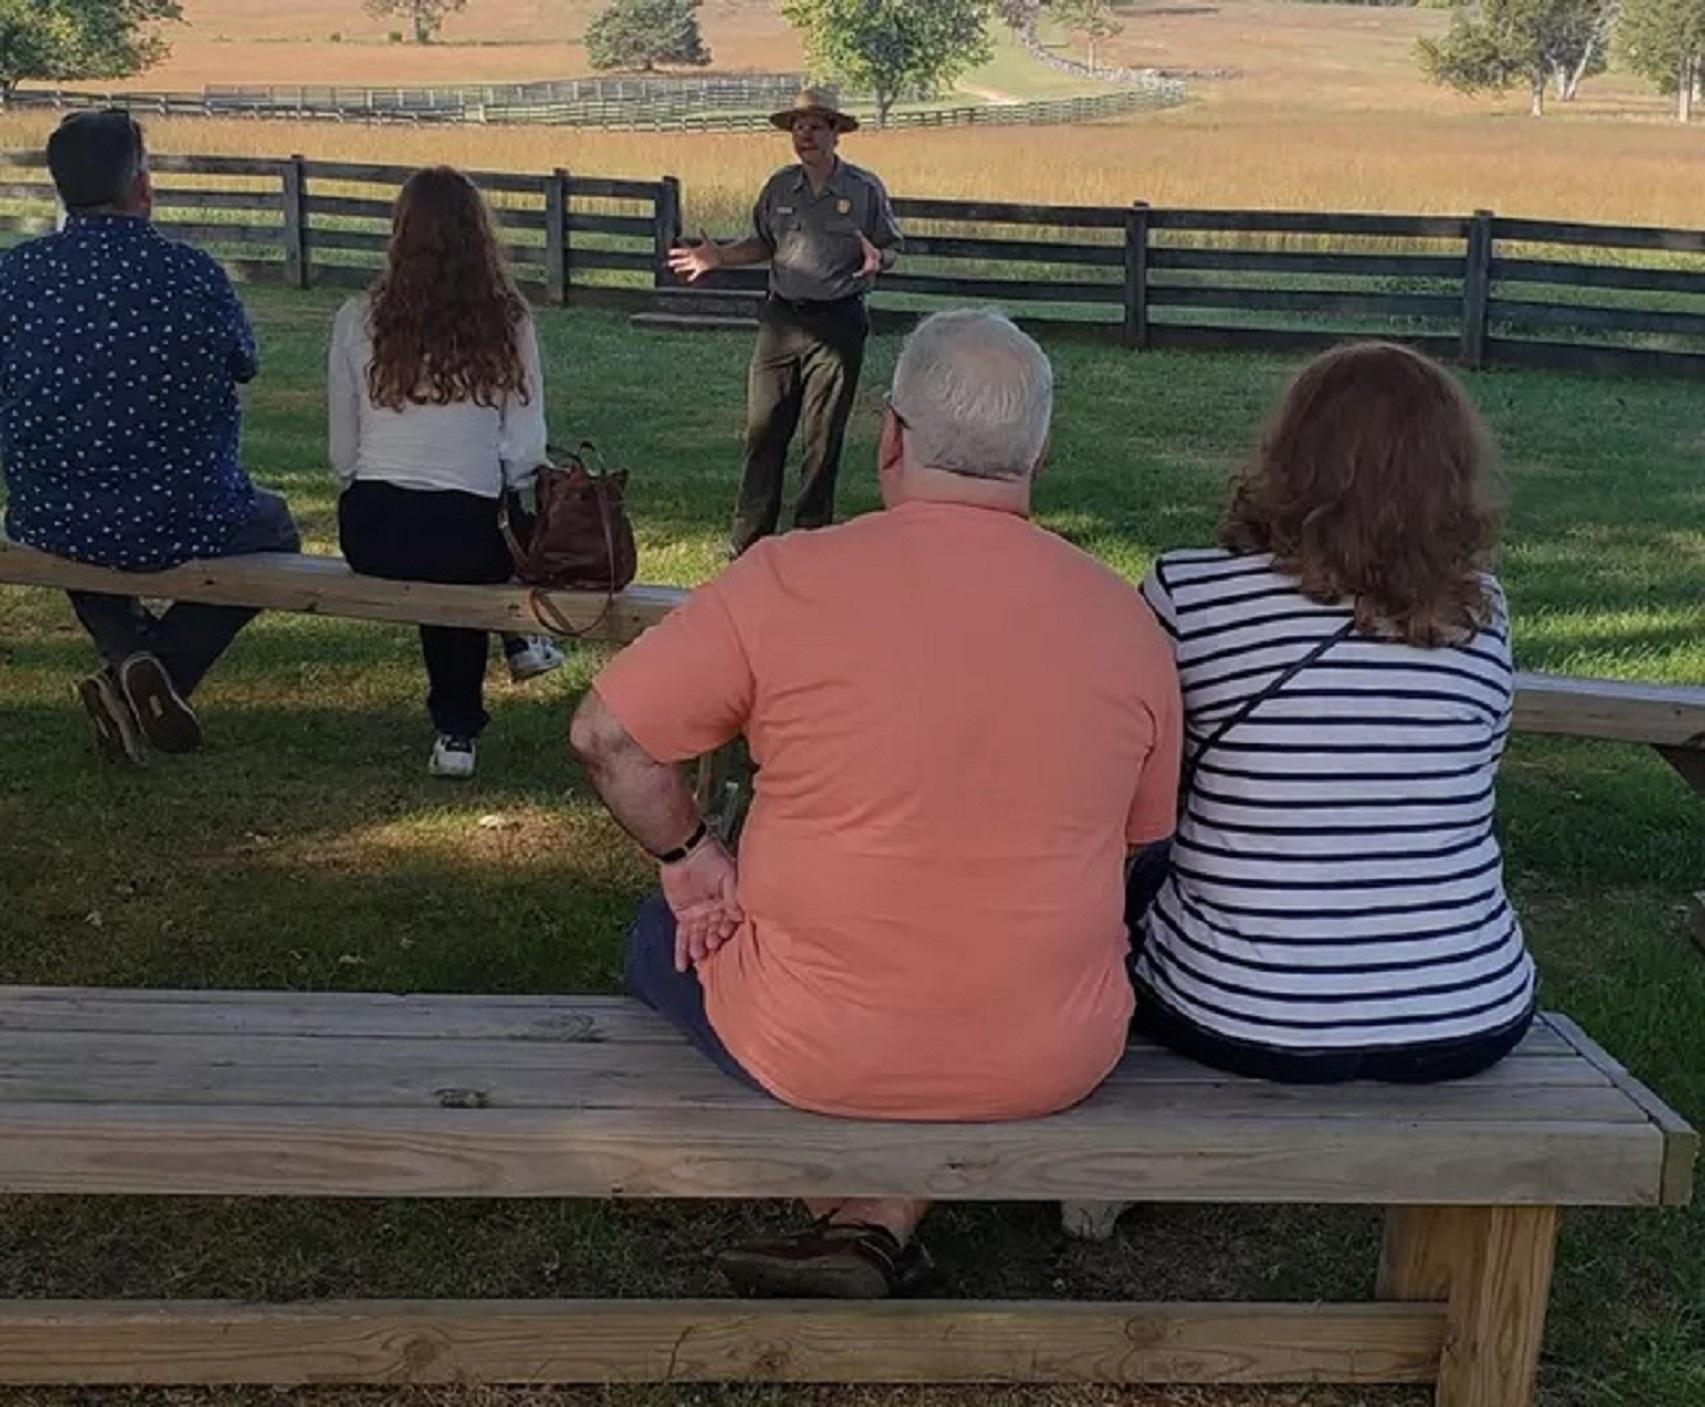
top-left (3, 152), bottom-right (1703, 378)
top-left (5, 81), bottom-right (1181, 130)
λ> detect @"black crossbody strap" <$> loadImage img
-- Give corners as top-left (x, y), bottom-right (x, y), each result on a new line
top-left (1181, 618), bottom-right (1356, 802)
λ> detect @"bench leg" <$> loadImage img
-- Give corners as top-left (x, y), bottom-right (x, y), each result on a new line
top-left (1379, 1205), bottom-right (1559, 1407)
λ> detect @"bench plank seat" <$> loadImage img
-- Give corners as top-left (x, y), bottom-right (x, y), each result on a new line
top-left (0, 990), bottom-right (1690, 1394)
top-left (0, 992), bottom-right (1689, 1208)
top-left (4, 538), bottom-right (1703, 763)
top-left (0, 539), bottom-right (678, 645)
top-left (0, 1299), bottom-right (1447, 1387)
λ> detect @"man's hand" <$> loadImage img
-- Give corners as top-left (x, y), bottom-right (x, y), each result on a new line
top-left (661, 835), bottom-right (744, 972)
top-left (667, 229), bottom-right (723, 284)
top-left (857, 232), bottom-right (885, 282)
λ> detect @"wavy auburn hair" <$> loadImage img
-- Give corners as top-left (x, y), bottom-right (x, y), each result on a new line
top-left (1221, 342), bottom-right (1502, 648)
top-left (366, 167), bottom-right (530, 412)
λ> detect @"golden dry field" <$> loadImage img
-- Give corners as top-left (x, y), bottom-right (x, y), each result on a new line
top-left (108, 0), bottom-right (801, 86)
top-left (10, 0), bottom-right (1705, 227)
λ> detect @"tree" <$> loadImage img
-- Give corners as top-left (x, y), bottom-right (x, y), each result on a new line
top-left (1053, 0), bottom-right (1122, 73)
top-left (1620, 0), bottom-right (1705, 119)
top-left (1417, 0), bottom-right (1617, 115)
top-left (782, 0), bottom-right (994, 129)
top-left (363, 0), bottom-right (467, 45)
top-left (585, 0), bottom-right (711, 72)
top-left (0, 0), bottom-right (181, 108)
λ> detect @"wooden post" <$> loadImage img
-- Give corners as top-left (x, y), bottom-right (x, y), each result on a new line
top-left (545, 168), bottom-right (569, 307)
top-left (1123, 201), bottom-right (1150, 351)
top-left (280, 153), bottom-right (308, 291)
top-left (653, 176), bottom-right (682, 289)
top-left (1656, 744), bottom-right (1705, 795)
top-left (1378, 1205), bottom-right (1558, 1407)
top-left (1461, 209), bottom-right (1493, 370)
top-left (1379, 1206), bottom-right (1469, 1301)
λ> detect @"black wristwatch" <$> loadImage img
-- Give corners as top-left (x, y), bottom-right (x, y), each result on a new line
top-left (652, 820), bottom-right (708, 865)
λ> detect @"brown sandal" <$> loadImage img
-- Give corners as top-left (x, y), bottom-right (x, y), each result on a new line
top-left (716, 1218), bottom-right (937, 1299)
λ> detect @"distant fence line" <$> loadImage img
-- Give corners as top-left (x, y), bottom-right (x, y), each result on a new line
top-left (203, 74), bottom-right (810, 108)
top-left (4, 80), bottom-right (1182, 130)
top-left (2, 151), bottom-right (1703, 379)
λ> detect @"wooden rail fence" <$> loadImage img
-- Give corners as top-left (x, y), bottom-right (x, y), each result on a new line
top-left (3, 152), bottom-right (1704, 378)
top-left (5, 82), bottom-right (1180, 131)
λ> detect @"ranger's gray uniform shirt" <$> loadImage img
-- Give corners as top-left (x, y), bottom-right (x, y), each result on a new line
top-left (752, 159), bottom-right (903, 303)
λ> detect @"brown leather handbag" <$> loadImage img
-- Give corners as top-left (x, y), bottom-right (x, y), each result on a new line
top-left (499, 443), bottom-right (638, 637)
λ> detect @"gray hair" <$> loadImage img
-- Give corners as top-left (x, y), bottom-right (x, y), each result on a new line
top-left (889, 310), bottom-right (1053, 480)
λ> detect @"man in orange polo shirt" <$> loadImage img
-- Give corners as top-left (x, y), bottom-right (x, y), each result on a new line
top-left (570, 309), bottom-right (1181, 1297)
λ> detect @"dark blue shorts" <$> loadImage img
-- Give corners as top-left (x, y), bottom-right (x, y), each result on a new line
top-left (623, 891), bottom-right (766, 1093)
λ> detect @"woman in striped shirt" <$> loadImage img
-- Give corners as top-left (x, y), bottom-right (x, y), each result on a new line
top-left (1130, 342), bottom-right (1537, 1083)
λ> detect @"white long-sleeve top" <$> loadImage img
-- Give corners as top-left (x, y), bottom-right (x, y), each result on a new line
top-left (327, 295), bottom-right (548, 498)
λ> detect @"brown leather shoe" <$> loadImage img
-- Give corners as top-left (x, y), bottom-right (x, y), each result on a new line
top-left (117, 653), bottom-right (201, 754)
top-left (717, 1219), bottom-right (938, 1299)
top-left (74, 670), bottom-right (147, 767)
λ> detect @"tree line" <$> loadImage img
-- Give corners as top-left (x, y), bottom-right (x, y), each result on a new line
top-left (0, 1), bottom-right (1019, 129)
top-left (1420, 0), bottom-right (1705, 120)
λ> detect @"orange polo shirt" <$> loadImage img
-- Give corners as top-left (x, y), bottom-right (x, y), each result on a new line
top-left (594, 500), bottom-right (1181, 1120)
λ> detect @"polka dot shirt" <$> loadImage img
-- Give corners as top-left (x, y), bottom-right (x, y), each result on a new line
top-left (0, 214), bottom-right (258, 570)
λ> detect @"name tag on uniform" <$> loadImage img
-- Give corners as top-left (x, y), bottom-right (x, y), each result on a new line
top-left (836, 198), bottom-right (852, 214)
top-left (777, 205), bottom-right (795, 215)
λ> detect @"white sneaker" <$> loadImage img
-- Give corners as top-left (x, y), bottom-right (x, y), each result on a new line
top-left (506, 635), bottom-right (567, 684)
top-left (428, 735), bottom-right (477, 779)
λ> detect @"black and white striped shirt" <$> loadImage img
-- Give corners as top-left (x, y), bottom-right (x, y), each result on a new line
top-left (1136, 549), bottom-right (1536, 1052)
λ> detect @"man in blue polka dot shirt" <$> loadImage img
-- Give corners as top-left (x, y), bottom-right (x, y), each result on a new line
top-left (1, 111), bottom-right (300, 765)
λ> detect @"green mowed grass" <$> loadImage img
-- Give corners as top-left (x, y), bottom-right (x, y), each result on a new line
top-left (0, 286), bottom-right (1701, 1407)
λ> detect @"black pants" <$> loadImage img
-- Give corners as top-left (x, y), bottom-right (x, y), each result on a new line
top-left (338, 481), bottom-right (513, 739)
top-left (732, 295), bottom-right (868, 556)
top-left (1124, 841), bottom-right (1536, 1084)
top-left (68, 488), bottom-right (301, 698)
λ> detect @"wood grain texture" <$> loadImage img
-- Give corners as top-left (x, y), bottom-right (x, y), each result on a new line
top-left (1508, 672), bottom-right (1705, 747)
top-left (0, 1101), bottom-right (1664, 1203)
top-left (0, 988), bottom-right (1572, 1051)
top-left (1378, 1206), bottom-right (1472, 1302)
top-left (1434, 1206), bottom-right (1559, 1407)
top-left (0, 1299), bottom-right (1445, 1386)
top-left (1545, 1014), bottom-right (1698, 1207)
top-left (0, 541), bottom-right (681, 643)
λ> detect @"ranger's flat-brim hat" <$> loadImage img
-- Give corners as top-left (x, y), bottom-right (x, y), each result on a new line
top-left (770, 87), bottom-right (859, 133)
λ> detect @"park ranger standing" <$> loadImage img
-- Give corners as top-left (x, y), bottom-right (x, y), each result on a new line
top-left (668, 88), bottom-right (903, 556)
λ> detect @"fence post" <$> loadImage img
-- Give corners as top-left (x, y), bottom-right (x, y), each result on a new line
top-left (545, 167), bottom-right (569, 307)
top-left (1461, 208), bottom-right (1494, 370)
top-left (1123, 200), bottom-right (1151, 350)
top-left (281, 153), bottom-right (309, 291)
top-left (654, 175), bottom-right (682, 289)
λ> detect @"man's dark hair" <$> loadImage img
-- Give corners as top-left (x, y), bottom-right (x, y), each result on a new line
top-left (46, 110), bottom-right (147, 213)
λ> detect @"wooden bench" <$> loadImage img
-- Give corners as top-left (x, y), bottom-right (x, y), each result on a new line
top-left (3, 539), bottom-right (1703, 793)
top-left (3, 541), bottom-right (1701, 1397)
top-left (0, 988), bottom-right (1692, 1399)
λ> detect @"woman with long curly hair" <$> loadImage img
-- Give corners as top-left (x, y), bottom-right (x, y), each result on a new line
top-left (329, 166), bottom-right (562, 779)
top-left (1128, 342), bottom-right (1537, 1083)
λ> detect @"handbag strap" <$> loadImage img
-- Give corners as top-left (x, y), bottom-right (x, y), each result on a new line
top-left (496, 495), bottom-right (528, 571)
top-left (1181, 617), bottom-right (1356, 802)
